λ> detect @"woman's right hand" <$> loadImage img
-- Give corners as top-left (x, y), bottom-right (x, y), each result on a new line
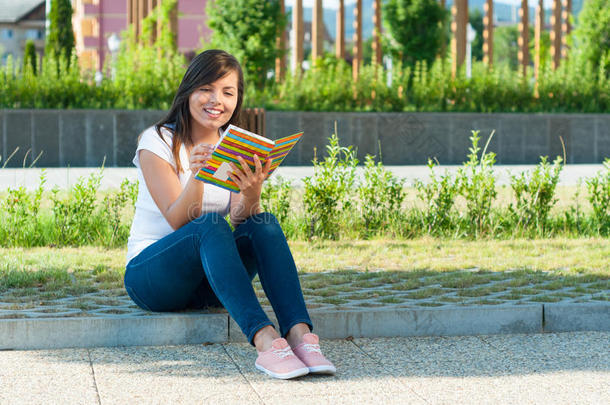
top-left (189, 143), bottom-right (214, 176)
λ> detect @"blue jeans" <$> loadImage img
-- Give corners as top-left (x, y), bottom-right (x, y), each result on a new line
top-left (124, 212), bottom-right (313, 345)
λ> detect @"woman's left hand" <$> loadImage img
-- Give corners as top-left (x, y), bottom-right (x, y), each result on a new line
top-left (229, 154), bottom-right (272, 201)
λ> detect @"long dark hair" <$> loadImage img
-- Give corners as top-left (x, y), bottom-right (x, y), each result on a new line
top-left (154, 49), bottom-right (244, 173)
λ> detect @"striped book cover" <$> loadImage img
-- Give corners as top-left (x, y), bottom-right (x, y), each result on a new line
top-left (195, 125), bottom-right (303, 192)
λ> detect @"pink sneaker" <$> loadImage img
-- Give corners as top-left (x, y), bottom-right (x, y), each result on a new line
top-left (255, 338), bottom-right (309, 379)
top-left (291, 333), bottom-right (336, 375)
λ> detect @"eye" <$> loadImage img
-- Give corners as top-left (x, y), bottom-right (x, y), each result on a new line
top-left (224, 92), bottom-right (234, 96)
top-left (199, 87), bottom-right (211, 92)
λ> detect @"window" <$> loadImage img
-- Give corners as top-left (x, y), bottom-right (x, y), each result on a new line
top-left (25, 29), bottom-right (43, 40)
top-left (1, 29), bottom-right (14, 40)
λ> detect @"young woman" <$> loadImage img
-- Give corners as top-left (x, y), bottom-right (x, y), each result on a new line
top-left (123, 49), bottom-right (335, 380)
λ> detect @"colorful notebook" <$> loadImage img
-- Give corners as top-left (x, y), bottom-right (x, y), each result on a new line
top-left (195, 124), bottom-right (303, 192)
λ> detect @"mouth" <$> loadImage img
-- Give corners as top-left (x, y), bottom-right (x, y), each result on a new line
top-left (204, 108), bottom-right (223, 118)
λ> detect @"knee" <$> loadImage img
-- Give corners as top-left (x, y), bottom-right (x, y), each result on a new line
top-left (192, 212), bottom-right (231, 234)
top-left (247, 212), bottom-right (284, 238)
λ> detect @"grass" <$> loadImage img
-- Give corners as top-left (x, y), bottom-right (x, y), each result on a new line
top-left (0, 238), bottom-right (608, 312)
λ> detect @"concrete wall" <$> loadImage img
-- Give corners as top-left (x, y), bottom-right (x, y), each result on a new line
top-left (1, 110), bottom-right (608, 167)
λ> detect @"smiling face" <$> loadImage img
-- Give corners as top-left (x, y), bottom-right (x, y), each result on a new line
top-left (188, 70), bottom-right (239, 139)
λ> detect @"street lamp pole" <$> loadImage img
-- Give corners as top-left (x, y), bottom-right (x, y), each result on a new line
top-left (107, 33), bottom-right (121, 80)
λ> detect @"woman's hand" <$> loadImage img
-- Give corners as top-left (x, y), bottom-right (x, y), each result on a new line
top-left (189, 143), bottom-right (215, 176)
top-left (229, 155), bottom-right (272, 201)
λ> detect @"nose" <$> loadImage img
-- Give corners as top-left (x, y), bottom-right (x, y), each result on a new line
top-left (208, 90), bottom-right (220, 105)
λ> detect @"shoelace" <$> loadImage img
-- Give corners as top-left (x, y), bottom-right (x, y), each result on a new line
top-left (272, 346), bottom-right (294, 359)
top-left (302, 343), bottom-right (322, 354)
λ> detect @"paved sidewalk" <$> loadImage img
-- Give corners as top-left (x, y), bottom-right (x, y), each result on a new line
top-left (1, 332), bottom-right (608, 404)
top-left (0, 164), bottom-right (605, 190)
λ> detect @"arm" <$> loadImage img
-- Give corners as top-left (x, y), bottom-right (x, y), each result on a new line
top-left (139, 143), bottom-right (213, 230)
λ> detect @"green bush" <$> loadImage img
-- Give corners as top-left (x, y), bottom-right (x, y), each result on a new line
top-left (456, 131), bottom-right (498, 236)
top-left (414, 159), bottom-right (459, 235)
top-left (586, 159), bottom-right (610, 235)
top-left (1, 171), bottom-right (46, 247)
top-left (260, 175), bottom-right (292, 226)
top-left (358, 154), bottom-right (406, 235)
top-left (0, 136), bottom-right (608, 247)
top-left (303, 126), bottom-right (358, 239)
top-left (509, 156), bottom-right (563, 234)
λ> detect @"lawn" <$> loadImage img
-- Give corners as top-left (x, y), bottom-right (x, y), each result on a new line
top-left (1, 238), bottom-right (607, 318)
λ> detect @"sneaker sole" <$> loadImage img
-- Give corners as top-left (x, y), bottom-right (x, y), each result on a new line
top-left (308, 365), bottom-right (336, 375)
top-left (255, 363), bottom-right (310, 380)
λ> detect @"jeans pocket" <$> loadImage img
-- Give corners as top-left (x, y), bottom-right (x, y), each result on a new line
top-left (125, 285), bottom-right (153, 312)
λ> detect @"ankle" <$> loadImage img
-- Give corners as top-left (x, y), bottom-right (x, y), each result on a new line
top-left (253, 325), bottom-right (280, 352)
top-left (286, 323), bottom-right (311, 347)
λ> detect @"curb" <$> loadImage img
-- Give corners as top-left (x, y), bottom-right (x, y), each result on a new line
top-left (0, 303), bottom-right (607, 350)
top-left (544, 302), bottom-right (610, 332)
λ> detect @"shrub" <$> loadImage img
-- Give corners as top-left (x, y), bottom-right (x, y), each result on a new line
top-left (260, 175), bottom-right (292, 226)
top-left (509, 156), bottom-right (563, 234)
top-left (456, 131), bottom-right (498, 236)
top-left (303, 125), bottom-right (358, 239)
top-left (50, 169), bottom-right (103, 246)
top-left (358, 154), bottom-right (406, 235)
top-left (99, 178), bottom-right (138, 247)
top-left (586, 158), bottom-right (610, 234)
top-left (0, 171), bottom-right (46, 247)
top-left (414, 159), bottom-right (459, 235)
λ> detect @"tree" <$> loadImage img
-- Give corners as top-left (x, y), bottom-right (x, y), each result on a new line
top-left (206, 0), bottom-right (287, 89)
top-left (382, 0), bottom-right (447, 67)
top-left (24, 39), bottom-right (37, 74)
top-left (469, 9), bottom-right (483, 62)
top-left (45, 0), bottom-right (75, 63)
top-left (572, 0), bottom-right (610, 76)
top-left (494, 25), bottom-right (536, 71)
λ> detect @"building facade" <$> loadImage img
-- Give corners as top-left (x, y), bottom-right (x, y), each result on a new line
top-left (0, 0), bottom-right (46, 65)
top-left (72, 0), bottom-right (210, 71)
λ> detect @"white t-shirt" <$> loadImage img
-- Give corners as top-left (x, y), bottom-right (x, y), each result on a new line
top-left (126, 126), bottom-right (231, 264)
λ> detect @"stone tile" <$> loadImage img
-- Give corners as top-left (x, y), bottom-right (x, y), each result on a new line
top-left (400, 372), bottom-right (610, 405)
top-left (87, 111), bottom-right (114, 167)
top-left (595, 115), bottom-right (610, 162)
top-left (4, 111), bottom-right (32, 168)
top-left (354, 335), bottom-right (512, 377)
top-left (523, 115), bottom-right (552, 164)
top-left (0, 348), bottom-right (91, 377)
top-left (378, 113), bottom-right (441, 165)
top-left (222, 339), bottom-right (423, 401)
top-left (549, 116), bottom-right (571, 163)
top-left (449, 114), bottom-right (483, 164)
top-left (498, 116), bottom-right (526, 164)
top-left (299, 112), bottom-right (328, 164)
top-left (415, 113), bottom-right (452, 164)
top-left (265, 112), bottom-right (303, 165)
top-left (60, 111), bottom-right (87, 167)
top-left (90, 344), bottom-right (259, 404)
top-left (115, 111), bottom-right (144, 167)
top-left (32, 111), bottom-right (60, 167)
top-left (0, 374), bottom-right (99, 405)
top-left (566, 116), bottom-right (596, 164)
top-left (479, 331), bottom-right (610, 366)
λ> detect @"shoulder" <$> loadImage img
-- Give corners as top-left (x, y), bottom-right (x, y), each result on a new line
top-left (138, 125), bottom-right (174, 148)
top-left (134, 125), bottom-right (176, 168)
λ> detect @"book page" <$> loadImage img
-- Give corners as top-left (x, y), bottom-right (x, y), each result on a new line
top-left (267, 132), bottom-right (304, 174)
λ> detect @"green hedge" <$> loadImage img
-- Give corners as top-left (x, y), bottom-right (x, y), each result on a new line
top-left (1, 53), bottom-right (608, 113)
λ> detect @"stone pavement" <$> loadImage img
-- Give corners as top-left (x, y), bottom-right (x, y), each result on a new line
top-left (0, 164), bottom-right (604, 190)
top-left (1, 331), bottom-right (608, 404)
